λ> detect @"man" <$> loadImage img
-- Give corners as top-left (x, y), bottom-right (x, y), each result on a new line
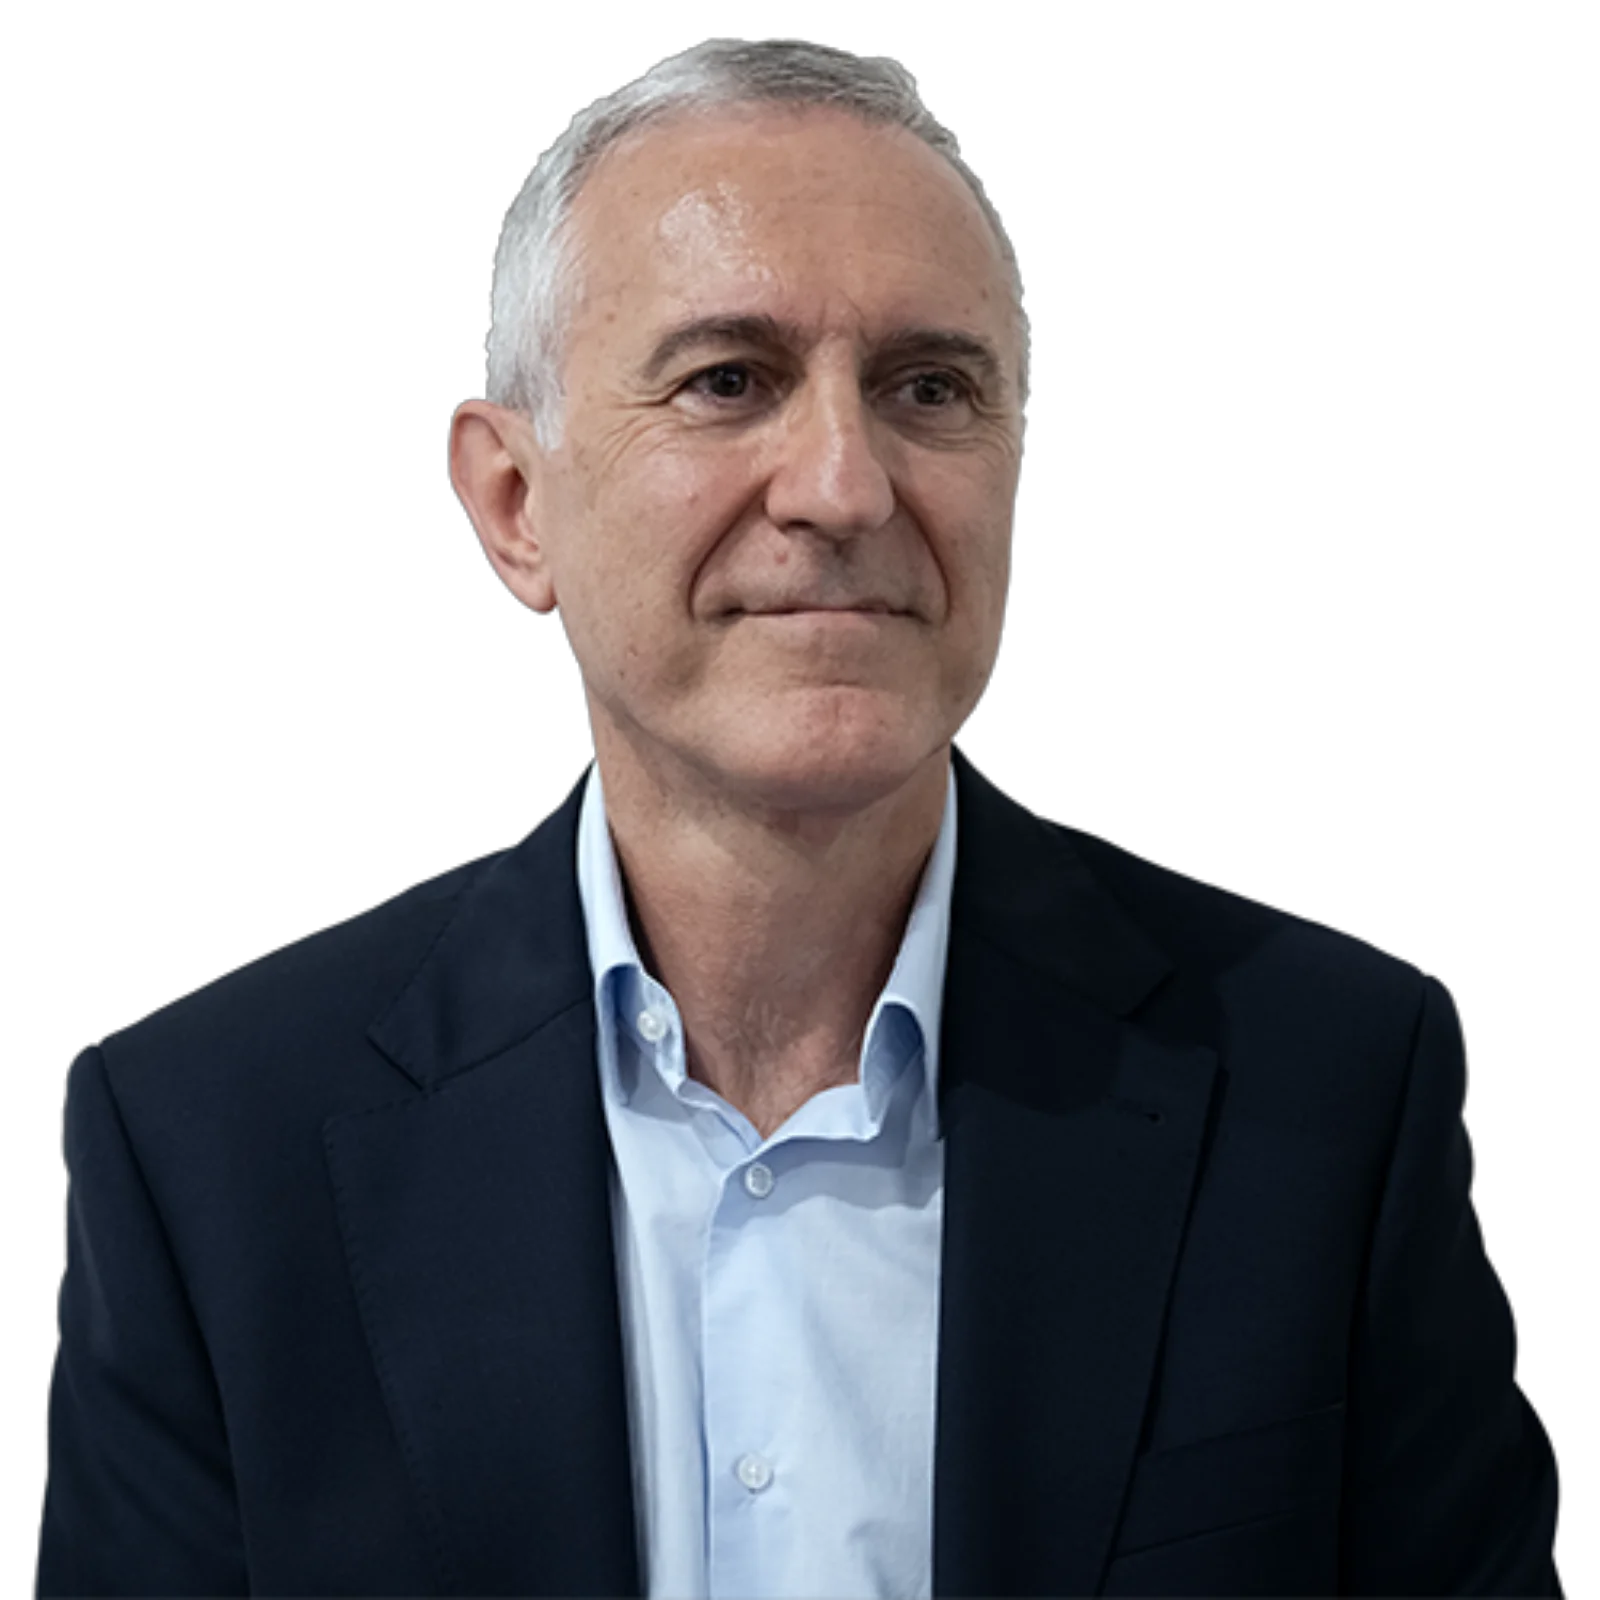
top-left (38, 36), bottom-right (1560, 1599)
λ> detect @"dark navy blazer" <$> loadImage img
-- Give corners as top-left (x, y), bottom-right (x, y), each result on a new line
top-left (38, 753), bottom-right (1562, 1596)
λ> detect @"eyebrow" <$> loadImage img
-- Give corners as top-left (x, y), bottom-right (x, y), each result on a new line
top-left (637, 314), bottom-right (1007, 392)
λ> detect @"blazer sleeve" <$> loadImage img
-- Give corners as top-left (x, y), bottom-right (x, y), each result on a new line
top-left (37, 1045), bottom-right (248, 1598)
top-left (1339, 977), bottom-right (1562, 1595)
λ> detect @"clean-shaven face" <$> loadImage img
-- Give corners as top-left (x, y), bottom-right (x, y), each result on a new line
top-left (526, 104), bottom-right (1025, 813)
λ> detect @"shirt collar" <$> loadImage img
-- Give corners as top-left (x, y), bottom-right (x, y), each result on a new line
top-left (575, 763), bottom-right (957, 1118)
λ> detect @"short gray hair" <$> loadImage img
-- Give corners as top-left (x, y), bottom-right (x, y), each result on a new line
top-left (485, 38), bottom-right (1028, 444)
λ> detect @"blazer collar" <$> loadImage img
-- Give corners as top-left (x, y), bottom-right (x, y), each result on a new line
top-left (342, 751), bottom-right (1214, 1598)
top-left (368, 747), bottom-right (1171, 1091)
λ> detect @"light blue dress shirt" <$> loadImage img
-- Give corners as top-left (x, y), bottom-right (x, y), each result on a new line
top-left (575, 767), bottom-right (955, 1600)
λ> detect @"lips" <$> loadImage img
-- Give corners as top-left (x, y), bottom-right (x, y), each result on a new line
top-left (736, 600), bottom-right (902, 616)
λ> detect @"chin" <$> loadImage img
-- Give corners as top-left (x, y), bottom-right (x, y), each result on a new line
top-left (701, 690), bottom-right (949, 816)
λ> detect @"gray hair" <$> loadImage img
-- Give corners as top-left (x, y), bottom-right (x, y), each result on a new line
top-left (485, 38), bottom-right (1028, 444)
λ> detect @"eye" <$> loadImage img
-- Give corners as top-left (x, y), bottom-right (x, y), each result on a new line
top-left (904, 370), bottom-right (964, 407)
top-left (684, 362), bottom-right (757, 401)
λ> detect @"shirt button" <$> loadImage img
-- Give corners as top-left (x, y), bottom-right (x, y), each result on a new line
top-left (636, 1009), bottom-right (667, 1044)
top-left (743, 1162), bottom-right (775, 1198)
top-left (735, 1453), bottom-right (773, 1493)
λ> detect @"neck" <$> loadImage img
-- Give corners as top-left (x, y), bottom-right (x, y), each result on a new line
top-left (592, 727), bottom-right (949, 1137)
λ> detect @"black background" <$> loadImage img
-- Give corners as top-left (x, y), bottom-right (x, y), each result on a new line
top-left (40, 25), bottom-right (1587, 1587)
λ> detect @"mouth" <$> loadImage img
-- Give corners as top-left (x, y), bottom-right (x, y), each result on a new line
top-left (734, 602), bottom-right (905, 618)
top-left (735, 608), bottom-right (909, 635)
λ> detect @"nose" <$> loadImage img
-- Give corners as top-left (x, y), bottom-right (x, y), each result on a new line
top-left (763, 372), bottom-right (897, 539)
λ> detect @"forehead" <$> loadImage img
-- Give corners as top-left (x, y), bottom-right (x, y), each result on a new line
top-left (561, 105), bottom-right (1015, 355)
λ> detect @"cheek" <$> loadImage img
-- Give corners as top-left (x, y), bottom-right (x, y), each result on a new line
top-left (547, 522), bottom-right (711, 704)
top-left (575, 417), bottom-right (751, 518)
top-left (930, 525), bottom-right (1012, 721)
top-left (580, 438), bottom-right (761, 580)
top-left (963, 461), bottom-right (1017, 595)
top-left (927, 506), bottom-right (1015, 630)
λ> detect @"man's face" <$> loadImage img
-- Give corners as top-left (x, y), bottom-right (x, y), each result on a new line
top-left (519, 106), bottom-right (1024, 812)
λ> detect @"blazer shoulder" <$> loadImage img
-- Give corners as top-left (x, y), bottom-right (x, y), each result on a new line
top-left (1056, 822), bottom-right (1430, 1024)
top-left (93, 848), bottom-right (507, 1113)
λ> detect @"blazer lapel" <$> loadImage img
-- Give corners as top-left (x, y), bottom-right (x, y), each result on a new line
top-left (321, 753), bottom-right (1212, 1598)
top-left (934, 756), bottom-right (1219, 1598)
top-left (325, 775), bottom-right (640, 1598)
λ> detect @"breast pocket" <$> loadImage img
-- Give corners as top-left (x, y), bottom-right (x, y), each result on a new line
top-left (1111, 1400), bottom-right (1345, 1559)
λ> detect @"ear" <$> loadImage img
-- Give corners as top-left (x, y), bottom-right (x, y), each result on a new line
top-left (448, 399), bottom-right (559, 614)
